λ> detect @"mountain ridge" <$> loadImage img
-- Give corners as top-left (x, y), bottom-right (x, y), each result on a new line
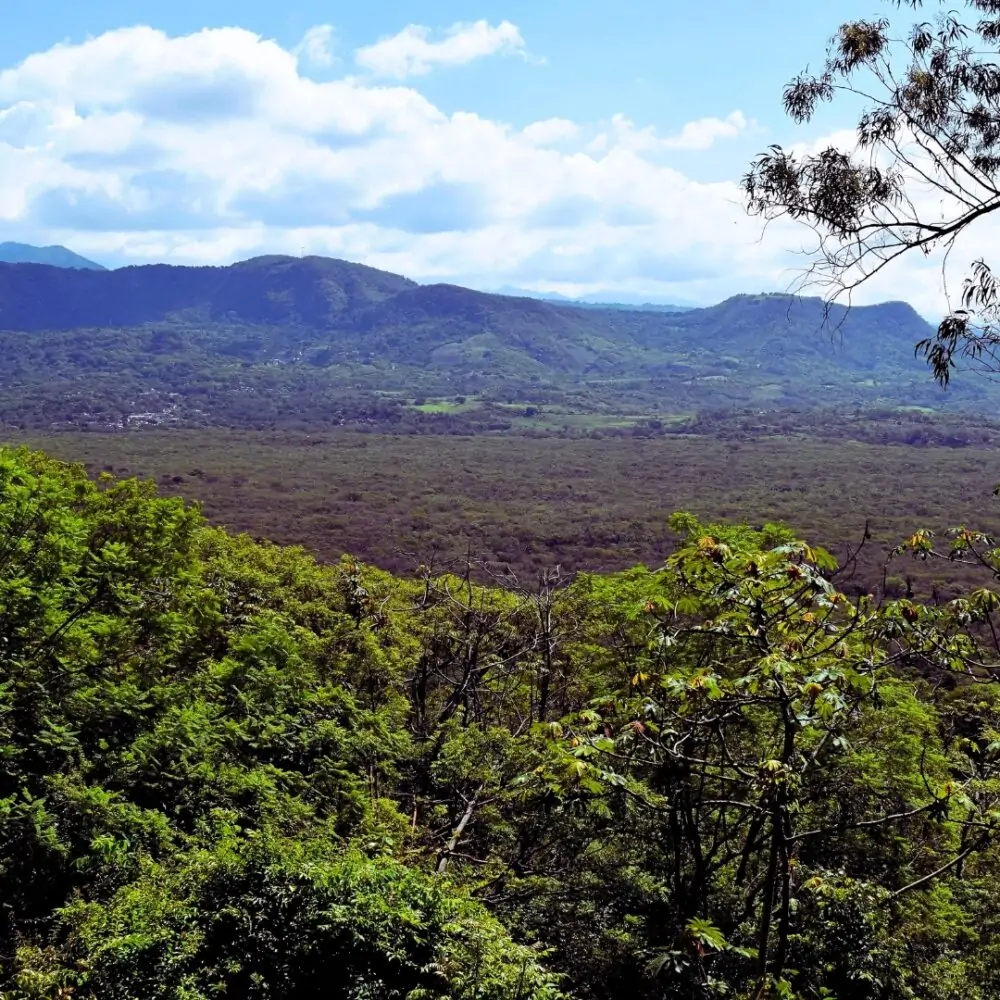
top-left (0, 253), bottom-right (974, 429)
top-left (0, 252), bottom-right (929, 341)
top-left (0, 242), bottom-right (106, 270)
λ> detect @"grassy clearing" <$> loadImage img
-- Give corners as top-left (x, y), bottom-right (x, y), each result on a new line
top-left (411, 398), bottom-right (481, 414)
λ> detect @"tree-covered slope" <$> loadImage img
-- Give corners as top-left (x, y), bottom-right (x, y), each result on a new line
top-left (0, 256), bottom-right (930, 375)
top-left (0, 254), bottom-right (413, 331)
top-left (5, 446), bottom-right (1000, 998)
top-left (0, 254), bottom-right (977, 428)
top-left (0, 447), bottom-right (560, 1000)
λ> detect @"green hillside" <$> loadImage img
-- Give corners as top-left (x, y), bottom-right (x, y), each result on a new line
top-left (0, 255), bottom-right (981, 431)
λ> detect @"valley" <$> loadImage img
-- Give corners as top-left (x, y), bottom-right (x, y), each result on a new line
top-left (2, 254), bottom-right (997, 600)
top-left (9, 4), bottom-right (1000, 995)
top-left (14, 422), bottom-right (1000, 598)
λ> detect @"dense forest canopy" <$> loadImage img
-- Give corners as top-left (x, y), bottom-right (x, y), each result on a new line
top-left (3, 447), bottom-right (1000, 998)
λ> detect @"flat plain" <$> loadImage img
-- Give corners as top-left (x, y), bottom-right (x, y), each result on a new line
top-left (11, 427), bottom-right (999, 597)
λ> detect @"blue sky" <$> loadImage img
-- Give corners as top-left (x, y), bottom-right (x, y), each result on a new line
top-left (0, 1), bottom-right (954, 308)
top-left (1, 2), bottom-right (874, 136)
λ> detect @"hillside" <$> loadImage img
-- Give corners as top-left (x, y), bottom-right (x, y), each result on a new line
top-left (0, 241), bottom-right (106, 270)
top-left (0, 254), bottom-right (413, 330)
top-left (0, 254), bottom-right (979, 430)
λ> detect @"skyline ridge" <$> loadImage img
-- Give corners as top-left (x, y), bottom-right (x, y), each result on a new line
top-left (0, 246), bottom-right (935, 318)
top-left (0, 5), bottom-right (967, 319)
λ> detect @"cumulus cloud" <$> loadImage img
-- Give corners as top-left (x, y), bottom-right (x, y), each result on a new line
top-left (295, 25), bottom-right (336, 69)
top-left (520, 118), bottom-right (579, 146)
top-left (354, 20), bottom-right (526, 79)
top-left (606, 111), bottom-right (751, 153)
top-left (0, 24), bottom-right (818, 305)
top-left (662, 111), bottom-right (749, 150)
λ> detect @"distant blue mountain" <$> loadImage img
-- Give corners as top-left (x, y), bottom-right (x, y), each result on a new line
top-left (0, 242), bottom-right (106, 270)
top-left (558, 298), bottom-right (694, 313)
top-left (491, 285), bottom-right (694, 312)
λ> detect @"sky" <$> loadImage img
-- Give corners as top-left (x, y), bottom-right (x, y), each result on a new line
top-left (0, 0), bottom-right (968, 310)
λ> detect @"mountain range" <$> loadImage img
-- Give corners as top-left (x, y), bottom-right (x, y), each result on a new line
top-left (0, 242), bottom-right (105, 270)
top-left (0, 253), bottom-right (978, 430)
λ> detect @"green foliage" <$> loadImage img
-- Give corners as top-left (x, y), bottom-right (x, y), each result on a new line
top-left (5, 446), bottom-right (1000, 998)
top-left (0, 448), bottom-right (560, 998)
top-left (28, 844), bottom-right (561, 1000)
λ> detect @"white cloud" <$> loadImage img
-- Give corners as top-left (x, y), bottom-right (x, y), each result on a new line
top-left (354, 20), bottom-right (525, 79)
top-left (520, 118), bottom-right (579, 146)
top-left (607, 111), bottom-right (751, 153)
top-left (662, 111), bottom-right (749, 150)
top-left (295, 25), bottom-right (335, 69)
top-left (0, 24), bottom-right (818, 305)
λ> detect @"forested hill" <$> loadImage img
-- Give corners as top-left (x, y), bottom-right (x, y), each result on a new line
top-left (0, 254), bottom-right (975, 426)
top-left (0, 254), bottom-right (929, 361)
top-left (0, 254), bottom-right (414, 330)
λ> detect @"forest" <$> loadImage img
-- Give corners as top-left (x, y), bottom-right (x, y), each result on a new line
top-left (4, 445), bottom-right (1000, 1000)
top-left (11, 422), bottom-right (1000, 601)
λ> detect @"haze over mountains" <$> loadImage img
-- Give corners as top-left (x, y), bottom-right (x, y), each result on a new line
top-left (0, 252), bottom-right (974, 429)
top-left (492, 286), bottom-right (696, 312)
